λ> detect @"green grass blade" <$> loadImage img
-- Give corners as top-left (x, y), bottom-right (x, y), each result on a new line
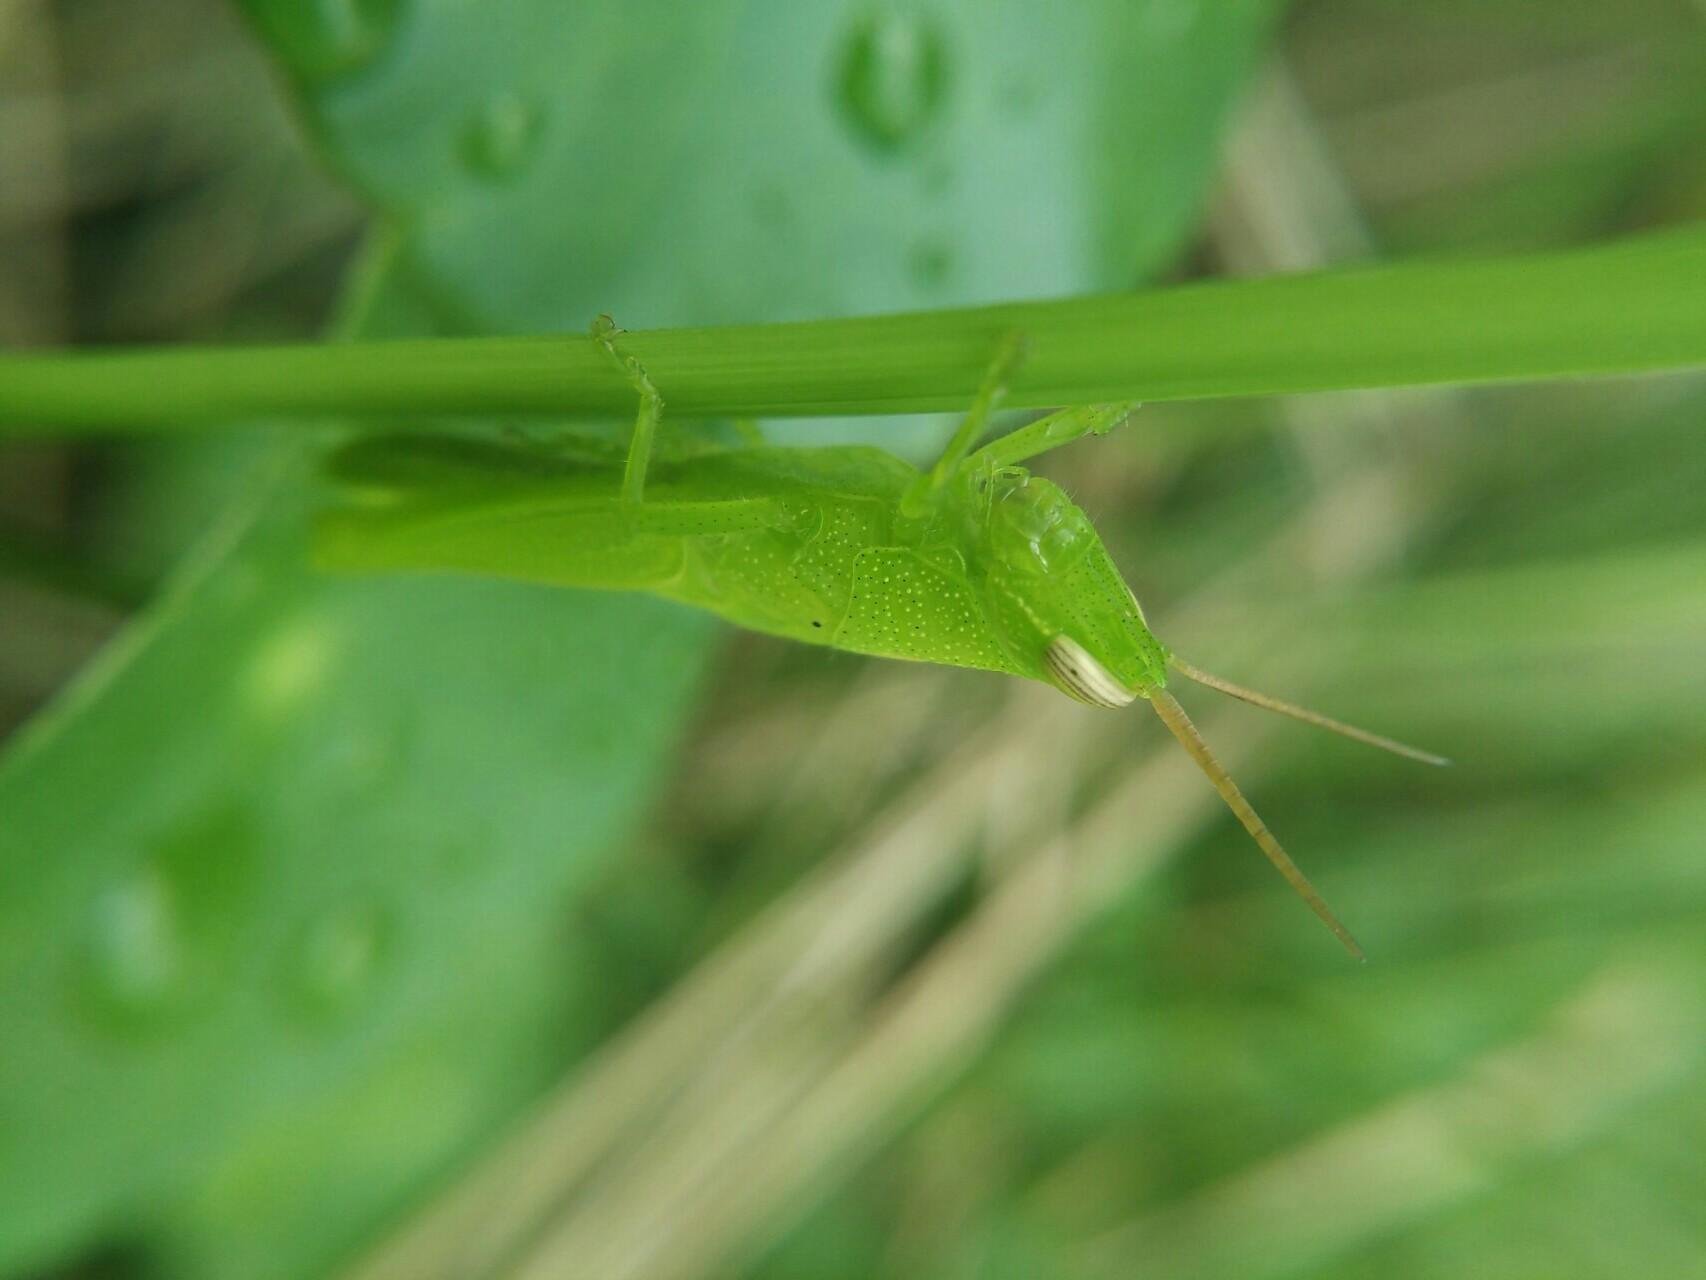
top-left (3, 225), bottom-right (1705, 435)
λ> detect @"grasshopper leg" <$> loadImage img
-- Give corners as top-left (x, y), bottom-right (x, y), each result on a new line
top-left (591, 314), bottom-right (664, 506)
top-left (969, 402), bottom-right (1140, 471)
top-left (920, 330), bottom-right (1028, 495)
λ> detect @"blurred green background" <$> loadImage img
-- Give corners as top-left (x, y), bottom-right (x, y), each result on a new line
top-left (3, 2), bottom-right (1706, 1277)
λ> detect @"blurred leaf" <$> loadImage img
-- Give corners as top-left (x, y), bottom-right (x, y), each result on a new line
top-left (239, 0), bottom-right (1280, 329)
top-left (0, 1), bottom-right (1282, 1276)
top-left (0, 465), bottom-right (710, 1275)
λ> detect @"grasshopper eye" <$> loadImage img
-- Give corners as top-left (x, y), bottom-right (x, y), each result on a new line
top-left (1045, 634), bottom-right (1136, 709)
top-left (993, 476), bottom-right (1087, 573)
top-left (1036, 519), bottom-right (1083, 570)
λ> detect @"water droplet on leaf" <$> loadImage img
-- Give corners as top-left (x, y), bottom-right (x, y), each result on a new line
top-left (909, 240), bottom-right (952, 289)
top-left (836, 9), bottom-right (948, 152)
top-left (284, 899), bottom-right (393, 1027)
top-left (71, 806), bottom-right (259, 1037)
top-left (75, 866), bottom-right (185, 1030)
top-left (459, 91), bottom-right (546, 181)
top-left (278, 0), bottom-right (405, 80)
top-left (246, 614), bottom-right (337, 723)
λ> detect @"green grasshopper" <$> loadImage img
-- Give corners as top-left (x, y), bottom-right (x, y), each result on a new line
top-left (319, 321), bottom-right (1445, 958)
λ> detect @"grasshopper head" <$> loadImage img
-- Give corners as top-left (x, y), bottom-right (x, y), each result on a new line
top-left (977, 468), bottom-right (1169, 705)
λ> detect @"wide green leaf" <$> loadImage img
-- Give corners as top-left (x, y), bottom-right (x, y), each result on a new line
top-left (240, 0), bottom-right (1278, 330)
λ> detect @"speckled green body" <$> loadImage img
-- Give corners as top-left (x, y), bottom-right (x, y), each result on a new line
top-left (319, 402), bottom-right (1407, 956)
top-left (319, 434), bottom-right (1170, 697)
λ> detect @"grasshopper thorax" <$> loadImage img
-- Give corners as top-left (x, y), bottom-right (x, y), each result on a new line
top-left (959, 465), bottom-right (1170, 704)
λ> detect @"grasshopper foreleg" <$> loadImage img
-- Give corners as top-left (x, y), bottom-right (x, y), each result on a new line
top-left (592, 314), bottom-right (664, 507)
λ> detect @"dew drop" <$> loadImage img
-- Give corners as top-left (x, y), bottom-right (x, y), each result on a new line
top-left (284, 0), bottom-right (406, 80)
top-left (75, 866), bottom-right (185, 1031)
top-left (908, 239), bottom-right (952, 289)
top-left (836, 9), bottom-right (949, 152)
top-left (71, 806), bottom-right (259, 1038)
top-left (246, 614), bottom-right (337, 723)
top-left (459, 91), bottom-right (546, 181)
top-left (284, 899), bottom-right (394, 1028)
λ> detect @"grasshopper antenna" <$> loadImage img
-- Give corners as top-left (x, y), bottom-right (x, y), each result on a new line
top-left (1170, 657), bottom-right (1449, 767)
top-left (1149, 689), bottom-right (1365, 960)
